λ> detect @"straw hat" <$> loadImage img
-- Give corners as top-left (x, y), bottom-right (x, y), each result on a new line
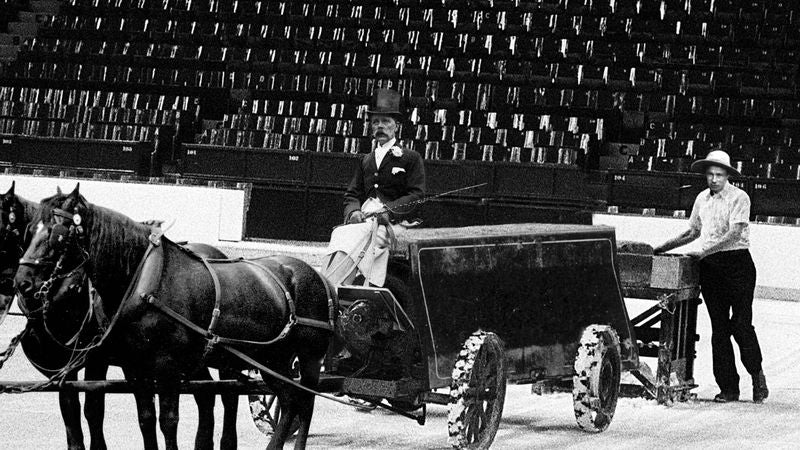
top-left (690, 150), bottom-right (741, 177)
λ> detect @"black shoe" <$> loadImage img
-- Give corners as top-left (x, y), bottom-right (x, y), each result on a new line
top-left (753, 371), bottom-right (769, 404)
top-left (713, 392), bottom-right (739, 403)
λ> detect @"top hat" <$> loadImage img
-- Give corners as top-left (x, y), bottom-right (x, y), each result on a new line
top-left (690, 150), bottom-right (741, 177)
top-left (367, 89), bottom-right (404, 118)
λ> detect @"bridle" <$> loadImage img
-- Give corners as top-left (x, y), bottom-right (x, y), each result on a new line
top-left (17, 207), bottom-right (91, 320)
top-left (0, 204), bottom-right (100, 386)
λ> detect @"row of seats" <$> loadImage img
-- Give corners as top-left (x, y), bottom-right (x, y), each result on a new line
top-left (0, 86), bottom-right (196, 110)
top-left (221, 106), bottom-right (600, 130)
top-left (216, 112), bottom-right (596, 143)
top-left (0, 101), bottom-right (180, 125)
top-left (42, 12), bottom-right (799, 44)
top-left (627, 155), bottom-right (800, 179)
top-left (0, 117), bottom-right (159, 140)
top-left (61, 0), bottom-right (794, 15)
top-left (195, 128), bottom-right (581, 164)
top-left (56, 1), bottom-right (799, 31)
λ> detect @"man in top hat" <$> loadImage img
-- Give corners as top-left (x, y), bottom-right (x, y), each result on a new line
top-left (654, 150), bottom-right (768, 404)
top-left (324, 89), bottom-right (426, 287)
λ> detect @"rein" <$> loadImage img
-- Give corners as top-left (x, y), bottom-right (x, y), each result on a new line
top-left (11, 209), bottom-right (363, 410)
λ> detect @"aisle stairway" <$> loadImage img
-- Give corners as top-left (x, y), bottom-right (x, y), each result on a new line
top-left (0, 1), bottom-right (60, 74)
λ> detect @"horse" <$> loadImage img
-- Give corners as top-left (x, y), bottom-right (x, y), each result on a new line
top-left (15, 185), bottom-right (336, 450)
top-left (1, 183), bottom-right (240, 450)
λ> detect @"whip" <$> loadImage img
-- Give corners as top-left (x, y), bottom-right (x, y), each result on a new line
top-left (365, 182), bottom-right (488, 217)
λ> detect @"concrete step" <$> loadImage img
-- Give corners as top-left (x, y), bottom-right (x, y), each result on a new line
top-left (8, 22), bottom-right (39, 37)
top-left (0, 34), bottom-right (19, 46)
top-left (0, 44), bottom-right (20, 60)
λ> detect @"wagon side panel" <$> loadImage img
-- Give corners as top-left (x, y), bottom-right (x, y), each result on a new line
top-left (407, 229), bottom-right (635, 389)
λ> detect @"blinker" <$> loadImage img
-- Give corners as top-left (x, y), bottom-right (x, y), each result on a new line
top-left (49, 223), bottom-right (70, 248)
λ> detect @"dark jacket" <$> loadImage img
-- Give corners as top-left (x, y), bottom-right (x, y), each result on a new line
top-left (343, 146), bottom-right (426, 223)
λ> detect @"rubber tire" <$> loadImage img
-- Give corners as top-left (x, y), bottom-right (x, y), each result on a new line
top-left (572, 325), bottom-right (622, 432)
top-left (447, 331), bottom-right (507, 449)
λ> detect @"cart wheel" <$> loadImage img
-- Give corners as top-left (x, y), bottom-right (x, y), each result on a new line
top-left (572, 325), bottom-right (621, 432)
top-left (248, 356), bottom-right (302, 436)
top-left (447, 331), bottom-right (506, 450)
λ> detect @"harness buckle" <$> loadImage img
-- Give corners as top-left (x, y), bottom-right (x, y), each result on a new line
top-left (141, 293), bottom-right (156, 304)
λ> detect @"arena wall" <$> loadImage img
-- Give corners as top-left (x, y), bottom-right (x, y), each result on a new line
top-left (0, 175), bottom-right (246, 243)
top-left (595, 214), bottom-right (800, 301)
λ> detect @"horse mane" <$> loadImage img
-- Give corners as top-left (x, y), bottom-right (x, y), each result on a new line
top-left (19, 196), bottom-right (40, 225)
top-left (32, 192), bottom-right (64, 224)
top-left (87, 202), bottom-right (153, 279)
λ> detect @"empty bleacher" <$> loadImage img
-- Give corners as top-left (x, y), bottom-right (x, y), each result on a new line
top-left (0, 0), bottom-right (798, 239)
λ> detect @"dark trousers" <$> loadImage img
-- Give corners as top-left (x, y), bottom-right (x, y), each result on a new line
top-left (699, 249), bottom-right (763, 394)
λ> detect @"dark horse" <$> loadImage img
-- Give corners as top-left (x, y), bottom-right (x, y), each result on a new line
top-left (1, 183), bottom-right (239, 450)
top-left (15, 185), bottom-right (335, 450)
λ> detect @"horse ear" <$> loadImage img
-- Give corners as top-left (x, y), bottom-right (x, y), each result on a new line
top-left (3, 181), bottom-right (13, 197)
top-left (56, 186), bottom-right (63, 196)
top-left (70, 183), bottom-right (81, 197)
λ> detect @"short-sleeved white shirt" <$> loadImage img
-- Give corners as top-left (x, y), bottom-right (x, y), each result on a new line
top-left (688, 182), bottom-right (751, 254)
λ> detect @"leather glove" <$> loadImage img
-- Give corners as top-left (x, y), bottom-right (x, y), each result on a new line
top-left (347, 211), bottom-right (366, 224)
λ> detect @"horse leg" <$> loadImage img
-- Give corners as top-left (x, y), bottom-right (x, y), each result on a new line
top-left (84, 360), bottom-right (109, 450)
top-left (219, 368), bottom-right (240, 450)
top-left (59, 370), bottom-right (86, 450)
top-left (265, 380), bottom-right (298, 450)
top-left (191, 368), bottom-right (215, 450)
top-left (293, 358), bottom-right (323, 450)
top-left (158, 391), bottom-right (181, 450)
top-left (132, 390), bottom-right (158, 450)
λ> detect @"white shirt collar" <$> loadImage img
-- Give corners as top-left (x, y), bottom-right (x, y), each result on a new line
top-left (374, 138), bottom-right (396, 168)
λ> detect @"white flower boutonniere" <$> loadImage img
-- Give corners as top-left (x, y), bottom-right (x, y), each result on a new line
top-left (390, 146), bottom-right (403, 158)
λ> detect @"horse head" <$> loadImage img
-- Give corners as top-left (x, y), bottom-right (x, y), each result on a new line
top-left (14, 184), bottom-right (88, 307)
top-left (0, 182), bottom-right (27, 274)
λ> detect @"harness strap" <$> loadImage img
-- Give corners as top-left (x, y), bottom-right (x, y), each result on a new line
top-left (314, 268), bottom-right (338, 331)
top-left (198, 256), bottom-right (223, 338)
top-left (143, 293), bottom-right (209, 338)
top-left (142, 252), bottom-right (334, 350)
top-left (219, 344), bottom-right (361, 408)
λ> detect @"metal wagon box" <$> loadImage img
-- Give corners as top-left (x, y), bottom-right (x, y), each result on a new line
top-left (389, 223), bottom-right (638, 390)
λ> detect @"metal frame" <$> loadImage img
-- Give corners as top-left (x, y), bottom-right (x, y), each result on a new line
top-left (624, 286), bottom-right (701, 404)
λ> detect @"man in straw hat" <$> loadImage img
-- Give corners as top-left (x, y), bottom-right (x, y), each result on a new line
top-left (654, 149), bottom-right (768, 404)
top-left (324, 89), bottom-right (426, 287)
